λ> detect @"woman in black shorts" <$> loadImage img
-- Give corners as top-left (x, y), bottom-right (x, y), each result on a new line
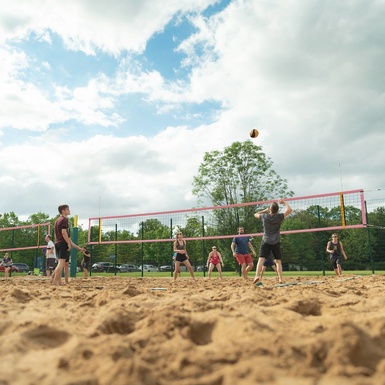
top-left (173, 232), bottom-right (196, 282)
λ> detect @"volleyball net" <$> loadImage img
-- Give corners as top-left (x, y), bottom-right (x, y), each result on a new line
top-left (0, 223), bottom-right (51, 252)
top-left (87, 189), bottom-right (366, 245)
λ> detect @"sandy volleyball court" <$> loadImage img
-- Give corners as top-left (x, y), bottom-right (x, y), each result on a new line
top-left (1, 274), bottom-right (385, 385)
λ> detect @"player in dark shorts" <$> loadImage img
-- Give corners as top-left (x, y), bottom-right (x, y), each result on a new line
top-left (326, 233), bottom-right (348, 276)
top-left (260, 254), bottom-right (278, 279)
top-left (81, 248), bottom-right (91, 278)
top-left (253, 199), bottom-right (292, 284)
top-left (173, 232), bottom-right (196, 281)
top-left (52, 204), bottom-right (85, 285)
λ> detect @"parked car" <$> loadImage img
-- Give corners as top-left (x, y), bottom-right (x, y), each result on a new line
top-left (159, 265), bottom-right (172, 272)
top-left (11, 263), bottom-right (30, 273)
top-left (139, 264), bottom-right (158, 272)
top-left (91, 262), bottom-right (116, 272)
top-left (196, 265), bottom-right (205, 272)
top-left (118, 264), bottom-right (140, 272)
top-left (0, 264), bottom-right (19, 273)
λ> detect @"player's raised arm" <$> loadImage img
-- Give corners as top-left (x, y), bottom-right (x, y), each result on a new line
top-left (279, 199), bottom-right (292, 218)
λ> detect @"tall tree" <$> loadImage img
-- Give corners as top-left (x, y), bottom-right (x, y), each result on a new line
top-left (192, 141), bottom-right (293, 232)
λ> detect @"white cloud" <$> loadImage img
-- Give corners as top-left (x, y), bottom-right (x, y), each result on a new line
top-left (0, 48), bottom-right (66, 131)
top-left (0, 0), bottom-right (218, 54)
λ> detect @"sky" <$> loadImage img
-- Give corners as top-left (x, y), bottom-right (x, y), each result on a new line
top-left (1, 0), bottom-right (384, 228)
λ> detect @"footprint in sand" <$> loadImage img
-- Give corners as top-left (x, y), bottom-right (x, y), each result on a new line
top-left (21, 325), bottom-right (70, 349)
top-left (10, 288), bottom-right (32, 303)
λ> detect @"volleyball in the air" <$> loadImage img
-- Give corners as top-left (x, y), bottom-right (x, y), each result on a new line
top-left (250, 128), bottom-right (259, 138)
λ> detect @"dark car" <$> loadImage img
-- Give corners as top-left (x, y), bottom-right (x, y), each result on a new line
top-left (91, 262), bottom-right (116, 272)
top-left (11, 263), bottom-right (30, 273)
top-left (159, 265), bottom-right (172, 272)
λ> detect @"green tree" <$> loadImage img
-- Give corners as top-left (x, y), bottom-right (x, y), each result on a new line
top-left (28, 212), bottom-right (50, 224)
top-left (192, 141), bottom-right (293, 232)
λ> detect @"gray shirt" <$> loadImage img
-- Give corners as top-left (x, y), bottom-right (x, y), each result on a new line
top-left (260, 213), bottom-right (285, 244)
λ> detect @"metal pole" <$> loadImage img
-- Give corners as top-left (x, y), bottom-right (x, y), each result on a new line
top-left (365, 201), bottom-right (374, 274)
top-left (70, 215), bottom-right (79, 277)
top-left (317, 205), bottom-right (325, 276)
top-left (170, 218), bottom-right (173, 277)
top-left (89, 227), bottom-right (93, 277)
top-left (141, 222), bottom-right (144, 277)
top-left (202, 216), bottom-right (206, 277)
top-left (114, 224), bottom-right (118, 276)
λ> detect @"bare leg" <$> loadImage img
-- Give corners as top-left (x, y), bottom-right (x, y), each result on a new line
top-left (216, 263), bottom-right (223, 280)
top-left (183, 260), bottom-right (196, 281)
top-left (275, 260), bottom-right (283, 283)
top-left (253, 257), bottom-right (265, 283)
top-left (246, 262), bottom-right (254, 276)
top-left (173, 261), bottom-right (181, 281)
top-left (64, 262), bottom-right (69, 284)
top-left (208, 263), bottom-right (213, 279)
top-left (52, 259), bottom-right (66, 285)
top-left (241, 263), bottom-right (248, 279)
top-left (50, 268), bottom-right (56, 283)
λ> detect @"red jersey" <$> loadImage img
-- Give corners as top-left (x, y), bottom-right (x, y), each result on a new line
top-left (54, 216), bottom-right (69, 243)
top-left (210, 252), bottom-right (220, 265)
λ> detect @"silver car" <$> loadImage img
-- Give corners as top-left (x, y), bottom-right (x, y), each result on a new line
top-left (139, 264), bottom-right (158, 272)
top-left (117, 264), bottom-right (140, 272)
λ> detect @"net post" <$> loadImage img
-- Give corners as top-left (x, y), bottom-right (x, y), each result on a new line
top-left (339, 193), bottom-right (346, 227)
top-left (37, 224), bottom-right (41, 248)
top-left (317, 205), bottom-right (325, 276)
top-left (70, 215), bottom-right (79, 277)
top-left (170, 219), bottom-right (173, 277)
top-left (201, 215), bottom-right (206, 278)
top-left (141, 221), bottom-right (144, 277)
top-left (11, 227), bottom-right (15, 252)
top-left (36, 224), bottom-right (41, 277)
top-left (114, 224), bottom-right (118, 276)
top-left (364, 201), bottom-right (374, 274)
top-left (89, 243), bottom-right (93, 277)
top-left (360, 190), bottom-right (367, 226)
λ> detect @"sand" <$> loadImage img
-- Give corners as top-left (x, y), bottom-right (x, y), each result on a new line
top-left (1, 274), bottom-right (385, 385)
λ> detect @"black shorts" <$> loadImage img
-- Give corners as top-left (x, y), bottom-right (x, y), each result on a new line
top-left (330, 256), bottom-right (341, 269)
top-left (175, 253), bottom-right (187, 263)
top-left (263, 258), bottom-right (276, 267)
top-left (259, 241), bottom-right (282, 260)
top-left (55, 242), bottom-right (70, 262)
top-left (82, 261), bottom-right (90, 270)
top-left (46, 258), bottom-right (56, 270)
